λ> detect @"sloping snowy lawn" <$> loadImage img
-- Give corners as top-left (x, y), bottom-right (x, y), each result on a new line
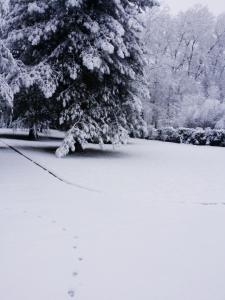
top-left (1, 129), bottom-right (225, 300)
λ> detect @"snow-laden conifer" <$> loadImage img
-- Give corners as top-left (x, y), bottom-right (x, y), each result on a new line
top-left (4, 0), bottom-right (156, 154)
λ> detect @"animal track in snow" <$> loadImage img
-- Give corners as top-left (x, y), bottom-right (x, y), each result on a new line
top-left (68, 289), bottom-right (75, 298)
top-left (18, 208), bottom-right (81, 298)
top-left (200, 202), bottom-right (218, 206)
top-left (72, 271), bottom-right (78, 277)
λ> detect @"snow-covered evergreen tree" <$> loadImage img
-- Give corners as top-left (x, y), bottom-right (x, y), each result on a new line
top-left (0, 41), bottom-right (19, 107)
top-left (0, 0), bottom-right (30, 124)
top-left (4, 0), bottom-right (156, 154)
top-left (0, 1), bottom-right (12, 110)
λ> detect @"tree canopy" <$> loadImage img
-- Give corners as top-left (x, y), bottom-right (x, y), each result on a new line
top-left (2, 0), bottom-right (156, 155)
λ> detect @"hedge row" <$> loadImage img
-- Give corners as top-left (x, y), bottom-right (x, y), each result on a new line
top-left (147, 127), bottom-right (225, 147)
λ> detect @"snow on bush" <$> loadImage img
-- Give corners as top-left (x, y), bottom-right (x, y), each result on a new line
top-left (27, 2), bottom-right (47, 14)
top-left (147, 127), bottom-right (225, 147)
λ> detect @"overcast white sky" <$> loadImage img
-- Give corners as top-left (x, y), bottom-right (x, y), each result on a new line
top-left (162, 0), bottom-right (225, 15)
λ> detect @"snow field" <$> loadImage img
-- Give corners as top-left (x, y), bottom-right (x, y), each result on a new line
top-left (1, 130), bottom-right (225, 300)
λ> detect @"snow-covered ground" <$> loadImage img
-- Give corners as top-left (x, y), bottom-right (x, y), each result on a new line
top-left (1, 129), bottom-right (225, 300)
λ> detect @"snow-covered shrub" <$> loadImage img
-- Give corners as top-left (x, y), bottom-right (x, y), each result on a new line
top-left (188, 128), bottom-right (207, 145)
top-left (205, 129), bottom-right (225, 147)
top-left (157, 127), bottom-right (180, 143)
top-left (177, 128), bottom-right (195, 144)
top-left (147, 127), bottom-right (225, 147)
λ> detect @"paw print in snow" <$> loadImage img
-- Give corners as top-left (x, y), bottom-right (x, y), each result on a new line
top-left (72, 271), bottom-right (78, 277)
top-left (68, 289), bottom-right (75, 298)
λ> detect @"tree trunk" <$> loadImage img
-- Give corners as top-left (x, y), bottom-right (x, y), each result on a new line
top-left (28, 125), bottom-right (39, 140)
top-left (75, 141), bottom-right (84, 153)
